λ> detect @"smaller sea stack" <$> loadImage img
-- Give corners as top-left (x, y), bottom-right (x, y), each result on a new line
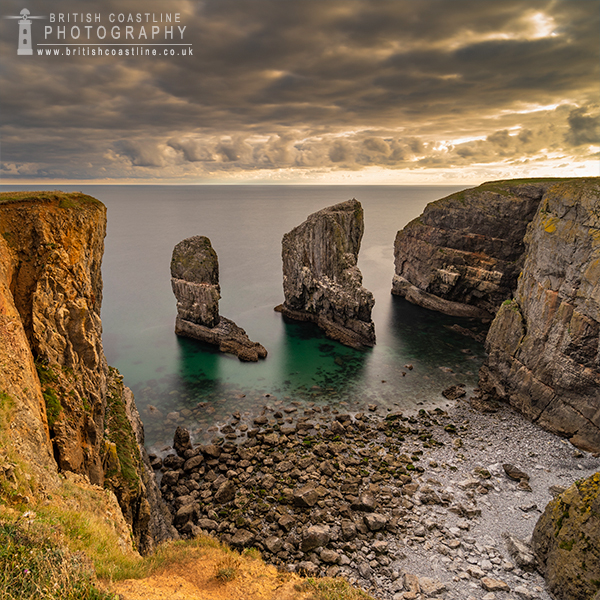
top-left (171, 236), bottom-right (267, 362)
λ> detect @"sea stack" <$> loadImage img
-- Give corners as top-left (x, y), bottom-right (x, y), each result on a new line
top-left (275, 199), bottom-right (375, 349)
top-left (171, 236), bottom-right (267, 362)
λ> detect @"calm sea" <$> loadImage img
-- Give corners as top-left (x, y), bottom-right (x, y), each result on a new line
top-left (1, 185), bottom-right (488, 450)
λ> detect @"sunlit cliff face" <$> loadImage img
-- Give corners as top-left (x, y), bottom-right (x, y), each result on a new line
top-left (1, 0), bottom-right (598, 184)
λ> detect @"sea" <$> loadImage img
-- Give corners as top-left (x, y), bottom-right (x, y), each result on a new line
top-left (1, 184), bottom-right (489, 452)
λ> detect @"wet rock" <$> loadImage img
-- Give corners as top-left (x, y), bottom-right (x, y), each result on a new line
top-left (442, 384), bottom-right (467, 400)
top-left (183, 455), bottom-right (204, 471)
top-left (161, 470), bottom-right (180, 487)
top-left (293, 485), bottom-right (320, 508)
top-left (148, 454), bottom-right (163, 470)
top-left (331, 420), bottom-right (346, 435)
top-left (163, 454), bottom-right (185, 470)
top-left (201, 444), bottom-right (221, 459)
top-left (173, 426), bottom-right (193, 457)
top-left (301, 524), bottom-right (330, 551)
top-left (214, 480), bottom-right (236, 504)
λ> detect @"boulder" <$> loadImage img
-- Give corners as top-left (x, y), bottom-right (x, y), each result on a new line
top-left (293, 485), bottom-right (320, 508)
top-left (214, 480), bottom-right (236, 504)
top-left (532, 473), bottom-right (600, 600)
top-left (275, 199), bottom-right (375, 349)
top-left (301, 524), bottom-right (330, 551)
top-left (173, 426), bottom-right (193, 457)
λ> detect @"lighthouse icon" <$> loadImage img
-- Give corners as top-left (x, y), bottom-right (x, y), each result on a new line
top-left (5, 8), bottom-right (45, 55)
top-left (18, 8), bottom-right (32, 54)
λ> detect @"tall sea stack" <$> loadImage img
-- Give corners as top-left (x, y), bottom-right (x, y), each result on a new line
top-left (171, 235), bottom-right (267, 362)
top-left (275, 199), bottom-right (375, 349)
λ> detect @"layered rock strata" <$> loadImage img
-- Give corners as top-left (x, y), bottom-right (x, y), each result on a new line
top-left (171, 235), bottom-right (267, 362)
top-left (0, 191), bottom-right (175, 553)
top-left (392, 180), bottom-right (561, 318)
top-left (532, 473), bottom-right (600, 600)
top-left (480, 179), bottom-right (600, 452)
top-left (275, 199), bottom-right (375, 349)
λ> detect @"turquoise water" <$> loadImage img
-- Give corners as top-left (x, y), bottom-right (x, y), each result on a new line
top-left (1, 184), bottom-right (488, 450)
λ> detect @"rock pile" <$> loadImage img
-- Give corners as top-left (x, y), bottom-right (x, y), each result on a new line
top-left (152, 395), bottom-right (599, 599)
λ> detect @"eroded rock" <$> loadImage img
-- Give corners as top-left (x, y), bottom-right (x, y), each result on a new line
top-left (480, 179), bottom-right (600, 452)
top-left (532, 473), bottom-right (600, 600)
top-left (171, 236), bottom-right (267, 361)
top-left (275, 199), bottom-right (375, 349)
top-left (392, 180), bottom-right (555, 318)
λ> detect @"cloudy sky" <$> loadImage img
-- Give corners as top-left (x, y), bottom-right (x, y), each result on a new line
top-left (0, 0), bottom-right (598, 184)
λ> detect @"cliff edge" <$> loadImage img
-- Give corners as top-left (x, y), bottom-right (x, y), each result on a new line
top-left (480, 178), bottom-right (600, 452)
top-left (276, 199), bottom-right (375, 349)
top-left (392, 180), bottom-right (561, 318)
top-left (0, 191), bottom-right (175, 553)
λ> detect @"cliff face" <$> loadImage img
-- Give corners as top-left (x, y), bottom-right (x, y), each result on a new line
top-left (0, 234), bottom-right (58, 489)
top-left (392, 180), bottom-right (558, 318)
top-left (532, 473), bottom-right (600, 600)
top-left (480, 179), bottom-right (600, 452)
top-left (0, 191), bottom-right (175, 553)
top-left (171, 235), bottom-right (267, 361)
top-left (276, 199), bottom-right (375, 349)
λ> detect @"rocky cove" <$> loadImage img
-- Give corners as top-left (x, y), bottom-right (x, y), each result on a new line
top-left (153, 393), bottom-right (599, 600)
top-left (1, 180), bottom-right (599, 600)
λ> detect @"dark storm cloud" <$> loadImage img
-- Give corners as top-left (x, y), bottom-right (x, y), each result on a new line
top-left (0, 0), bottom-right (598, 180)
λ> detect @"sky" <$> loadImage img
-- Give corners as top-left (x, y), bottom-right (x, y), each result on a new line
top-left (0, 0), bottom-right (598, 185)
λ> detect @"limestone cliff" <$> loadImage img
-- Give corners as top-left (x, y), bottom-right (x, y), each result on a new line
top-left (0, 191), bottom-right (175, 553)
top-left (480, 178), bottom-right (600, 452)
top-left (275, 199), bottom-right (375, 349)
top-left (392, 180), bottom-right (561, 318)
top-left (171, 235), bottom-right (267, 362)
top-left (532, 472), bottom-right (600, 600)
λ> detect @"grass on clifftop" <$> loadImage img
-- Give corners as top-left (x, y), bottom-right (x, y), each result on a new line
top-left (0, 191), bottom-right (102, 209)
